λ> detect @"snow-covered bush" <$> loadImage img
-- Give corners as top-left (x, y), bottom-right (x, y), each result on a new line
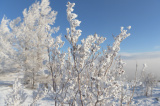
top-left (134, 64), bottom-right (157, 97)
top-left (140, 71), bottom-right (157, 97)
top-left (31, 83), bottom-right (48, 106)
top-left (44, 2), bottom-right (131, 106)
top-left (5, 78), bottom-right (27, 106)
top-left (143, 73), bottom-right (157, 96)
top-left (129, 63), bottom-right (158, 97)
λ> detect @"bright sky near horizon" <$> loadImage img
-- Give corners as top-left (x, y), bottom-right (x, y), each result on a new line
top-left (0, 0), bottom-right (160, 53)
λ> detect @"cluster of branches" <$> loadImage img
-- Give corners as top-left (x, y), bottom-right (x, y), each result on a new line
top-left (132, 64), bottom-right (158, 98)
top-left (0, 0), bottom-right (141, 106)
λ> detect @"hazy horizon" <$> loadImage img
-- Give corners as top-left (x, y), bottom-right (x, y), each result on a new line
top-left (120, 51), bottom-right (160, 80)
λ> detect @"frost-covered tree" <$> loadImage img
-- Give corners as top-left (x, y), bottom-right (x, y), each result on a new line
top-left (10, 0), bottom-right (59, 88)
top-left (0, 16), bottom-right (17, 74)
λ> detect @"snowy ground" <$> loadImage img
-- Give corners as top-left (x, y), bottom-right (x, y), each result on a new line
top-left (0, 72), bottom-right (160, 106)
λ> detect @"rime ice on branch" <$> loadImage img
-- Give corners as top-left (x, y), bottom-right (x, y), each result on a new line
top-left (64, 2), bottom-right (132, 106)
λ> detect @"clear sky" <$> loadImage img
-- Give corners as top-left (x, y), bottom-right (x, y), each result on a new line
top-left (0, 0), bottom-right (160, 53)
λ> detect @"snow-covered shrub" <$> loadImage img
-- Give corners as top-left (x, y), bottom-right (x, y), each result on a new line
top-left (5, 78), bottom-right (27, 106)
top-left (31, 83), bottom-right (48, 106)
top-left (44, 2), bottom-right (131, 106)
top-left (129, 63), bottom-right (158, 97)
top-left (142, 73), bottom-right (157, 97)
top-left (1, 0), bottom-right (133, 105)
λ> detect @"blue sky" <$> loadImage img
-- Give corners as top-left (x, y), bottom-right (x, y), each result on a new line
top-left (0, 0), bottom-right (160, 53)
